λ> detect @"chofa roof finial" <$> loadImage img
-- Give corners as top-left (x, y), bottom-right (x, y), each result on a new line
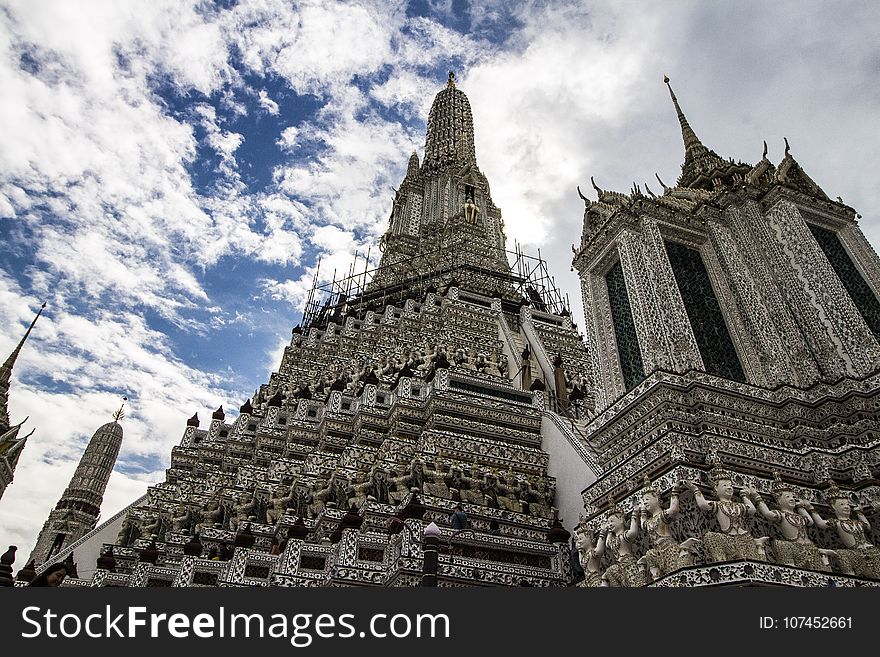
top-left (655, 173), bottom-right (669, 192)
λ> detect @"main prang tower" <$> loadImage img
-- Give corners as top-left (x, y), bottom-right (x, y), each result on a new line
top-left (37, 73), bottom-right (599, 587)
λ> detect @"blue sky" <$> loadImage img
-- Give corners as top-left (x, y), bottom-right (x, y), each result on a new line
top-left (2, 0), bottom-right (880, 560)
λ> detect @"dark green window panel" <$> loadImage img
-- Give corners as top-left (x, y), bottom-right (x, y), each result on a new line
top-left (808, 223), bottom-right (880, 340)
top-left (664, 240), bottom-right (746, 382)
top-left (606, 260), bottom-right (645, 391)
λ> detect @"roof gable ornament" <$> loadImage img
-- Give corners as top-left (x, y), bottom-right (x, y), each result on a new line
top-left (775, 137), bottom-right (829, 200)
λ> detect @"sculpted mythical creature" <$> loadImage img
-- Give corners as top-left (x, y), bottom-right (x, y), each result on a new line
top-left (457, 467), bottom-right (484, 505)
top-left (267, 482), bottom-right (297, 525)
top-left (453, 348), bottom-right (471, 369)
top-left (229, 491), bottom-right (262, 532)
top-left (346, 471), bottom-right (373, 510)
top-left (141, 511), bottom-right (169, 543)
top-left (423, 461), bottom-right (452, 499)
top-left (594, 500), bottom-right (646, 587)
top-left (574, 523), bottom-right (605, 587)
top-left (197, 499), bottom-right (226, 533)
top-left (745, 472), bottom-right (833, 572)
top-left (494, 472), bottom-right (523, 513)
top-left (116, 514), bottom-right (142, 547)
top-left (308, 473), bottom-right (339, 517)
top-left (686, 468), bottom-right (768, 563)
top-left (638, 478), bottom-right (700, 580)
top-left (289, 482), bottom-right (313, 519)
top-left (402, 457), bottom-right (425, 493)
top-left (463, 187), bottom-right (479, 223)
top-left (804, 481), bottom-right (880, 579)
top-left (387, 465), bottom-right (412, 506)
top-left (171, 504), bottom-right (199, 535)
top-left (370, 466), bottom-right (391, 505)
top-left (521, 478), bottom-right (553, 519)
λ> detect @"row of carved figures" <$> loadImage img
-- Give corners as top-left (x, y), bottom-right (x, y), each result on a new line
top-left (117, 458), bottom-right (556, 548)
top-left (275, 343), bottom-right (509, 403)
top-left (576, 471), bottom-right (880, 586)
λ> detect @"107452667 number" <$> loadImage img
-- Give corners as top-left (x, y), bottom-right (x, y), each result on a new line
top-left (783, 617), bottom-right (852, 629)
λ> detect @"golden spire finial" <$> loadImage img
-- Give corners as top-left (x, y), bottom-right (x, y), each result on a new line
top-left (112, 396), bottom-right (127, 422)
top-left (447, 70), bottom-right (456, 88)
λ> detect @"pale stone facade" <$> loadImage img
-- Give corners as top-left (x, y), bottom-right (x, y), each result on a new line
top-left (571, 79), bottom-right (880, 586)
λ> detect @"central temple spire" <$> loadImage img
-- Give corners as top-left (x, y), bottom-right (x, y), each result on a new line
top-left (421, 70), bottom-right (477, 173)
top-left (664, 76), bottom-right (726, 188)
top-left (664, 75), bottom-right (705, 158)
top-left (357, 72), bottom-right (510, 307)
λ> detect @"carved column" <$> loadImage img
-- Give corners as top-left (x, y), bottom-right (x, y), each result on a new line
top-left (579, 273), bottom-right (617, 409)
top-left (764, 197), bottom-right (879, 378)
top-left (839, 221), bottom-right (880, 299)
top-left (618, 221), bottom-right (702, 377)
top-left (725, 200), bottom-right (820, 386)
top-left (706, 218), bottom-right (788, 387)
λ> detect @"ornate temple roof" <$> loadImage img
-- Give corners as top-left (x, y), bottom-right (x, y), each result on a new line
top-left (0, 302), bottom-right (45, 434)
top-left (405, 150), bottom-right (420, 180)
top-left (94, 420), bottom-right (124, 437)
top-left (27, 409), bottom-right (125, 566)
top-left (0, 419), bottom-right (32, 459)
top-left (573, 77), bottom-right (844, 265)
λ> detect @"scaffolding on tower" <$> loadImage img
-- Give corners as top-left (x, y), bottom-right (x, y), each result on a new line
top-left (299, 240), bottom-right (570, 329)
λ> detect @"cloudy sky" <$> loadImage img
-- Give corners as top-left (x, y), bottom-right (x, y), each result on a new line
top-left (2, 0), bottom-right (879, 563)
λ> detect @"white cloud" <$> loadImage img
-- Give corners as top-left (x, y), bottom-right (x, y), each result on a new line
top-left (277, 126), bottom-right (300, 152)
top-left (258, 89), bottom-right (280, 115)
top-left (369, 70), bottom-right (437, 120)
top-left (227, 0), bottom-right (403, 94)
top-left (274, 87), bottom-right (418, 237)
top-left (394, 16), bottom-right (487, 70)
top-left (264, 334), bottom-right (291, 373)
top-left (259, 275), bottom-right (313, 310)
top-left (0, 0), bottom-right (323, 329)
